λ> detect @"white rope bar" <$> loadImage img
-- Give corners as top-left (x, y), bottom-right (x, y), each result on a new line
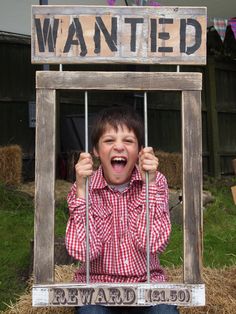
top-left (84, 91), bottom-right (90, 284)
top-left (144, 92), bottom-right (150, 284)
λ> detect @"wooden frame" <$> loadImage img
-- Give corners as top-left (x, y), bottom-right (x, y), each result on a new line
top-left (33, 71), bottom-right (204, 307)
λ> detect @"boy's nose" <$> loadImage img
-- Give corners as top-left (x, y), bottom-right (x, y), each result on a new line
top-left (113, 142), bottom-right (124, 151)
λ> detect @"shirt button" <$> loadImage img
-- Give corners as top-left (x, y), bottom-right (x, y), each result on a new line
top-left (124, 259), bottom-right (128, 265)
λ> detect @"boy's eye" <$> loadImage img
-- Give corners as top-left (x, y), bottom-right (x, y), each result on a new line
top-left (124, 139), bottom-right (135, 143)
top-left (104, 139), bottom-right (113, 143)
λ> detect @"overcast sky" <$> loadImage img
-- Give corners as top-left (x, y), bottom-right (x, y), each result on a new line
top-left (0, 0), bottom-right (235, 35)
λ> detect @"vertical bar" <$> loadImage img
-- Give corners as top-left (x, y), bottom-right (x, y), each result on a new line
top-left (182, 90), bottom-right (203, 283)
top-left (34, 88), bottom-right (56, 284)
top-left (85, 91), bottom-right (90, 284)
top-left (144, 92), bottom-right (150, 284)
top-left (205, 58), bottom-right (220, 177)
top-left (39, 0), bottom-right (49, 71)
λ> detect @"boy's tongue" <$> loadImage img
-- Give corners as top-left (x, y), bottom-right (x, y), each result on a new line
top-left (111, 158), bottom-right (127, 173)
top-left (112, 162), bottom-right (125, 173)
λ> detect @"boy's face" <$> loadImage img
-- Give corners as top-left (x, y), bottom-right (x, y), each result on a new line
top-left (93, 123), bottom-right (139, 185)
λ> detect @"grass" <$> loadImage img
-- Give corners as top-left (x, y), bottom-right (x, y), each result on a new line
top-left (0, 184), bottom-right (68, 311)
top-left (160, 176), bottom-right (236, 268)
top-left (0, 176), bottom-right (236, 311)
top-left (203, 176), bottom-right (236, 267)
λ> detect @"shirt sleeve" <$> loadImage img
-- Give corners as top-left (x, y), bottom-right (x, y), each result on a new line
top-left (129, 172), bottom-right (171, 254)
top-left (65, 183), bottom-right (103, 262)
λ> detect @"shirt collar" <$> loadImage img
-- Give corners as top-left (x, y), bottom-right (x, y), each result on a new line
top-left (91, 164), bottom-right (142, 190)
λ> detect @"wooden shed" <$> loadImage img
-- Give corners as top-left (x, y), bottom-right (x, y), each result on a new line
top-left (0, 27), bottom-right (236, 179)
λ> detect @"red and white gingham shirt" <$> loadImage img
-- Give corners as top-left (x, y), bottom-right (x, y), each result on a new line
top-left (66, 165), bottom-right (171, 283)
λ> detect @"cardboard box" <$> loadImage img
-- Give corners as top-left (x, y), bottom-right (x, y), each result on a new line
top-left (231, 186), bottom-right (236, 205)
top-left (233, 159), bottom-right (236, 175)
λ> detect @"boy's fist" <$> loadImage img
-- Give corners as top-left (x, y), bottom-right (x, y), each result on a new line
top-left (139, 147), bottom-right (159, 184)
top-left (75, 152), bottom-right (93, 198)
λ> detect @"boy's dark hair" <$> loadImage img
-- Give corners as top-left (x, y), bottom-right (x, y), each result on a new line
top-left (91, 106), bottom-right (144, 150)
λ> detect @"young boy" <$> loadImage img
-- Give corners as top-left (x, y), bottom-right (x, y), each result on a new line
top-left (66, 107), bottom-right (179, 314)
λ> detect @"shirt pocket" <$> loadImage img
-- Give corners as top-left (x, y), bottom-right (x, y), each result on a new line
top-left (92, 204), bottom-right (113, 243)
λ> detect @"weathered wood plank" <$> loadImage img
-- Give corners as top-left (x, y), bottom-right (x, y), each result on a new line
top-left (31, 5), bottom-right (207, 65)
top-left (205, 58), bottom-right (220, 177)
top-left (32, 282), bottom-right (205, 307)
top-left (34, 89), bottom-right (57, 284)
top-left (36, 71), bottom-right (202, 91)
top-left (182, 90), bottom-right (203, 284)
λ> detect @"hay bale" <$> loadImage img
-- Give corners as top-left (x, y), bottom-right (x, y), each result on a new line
top-left (17, 180), bottom-right (72, 203)
top-left (167, 266), bottom-right (236, 314)
top-left (3, 266), bottom-right (236, 314)
top-left (155, 151), bottom-right (182, 188)
top-left (3, 265), bottom-right (76, 314)
top-left (0, 145), bottom-right (22, 186)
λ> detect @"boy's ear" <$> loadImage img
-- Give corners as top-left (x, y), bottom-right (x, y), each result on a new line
top-left (93, 147), bottom-right (99, 157)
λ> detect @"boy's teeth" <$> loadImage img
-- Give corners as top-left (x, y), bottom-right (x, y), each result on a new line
top-left (112, 157), bottom-right (126, 161)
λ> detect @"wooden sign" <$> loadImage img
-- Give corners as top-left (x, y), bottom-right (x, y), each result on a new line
top-left (32, 283), bottom-right (205, 307)
top-left (31, 6), bottom-right (207, 65)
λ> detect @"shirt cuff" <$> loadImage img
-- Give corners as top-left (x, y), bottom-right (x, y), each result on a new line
top-left (68, 194), bottom-right (86, 215)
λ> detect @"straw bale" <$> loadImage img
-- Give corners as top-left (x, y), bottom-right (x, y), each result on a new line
top-left (154, 151), bottom-right (182, 188)
top-left (175, 267), bottom-right (236, 314)
top-left (17, 180), bottom-right (72, 203)
top-left (3, 266), bottom-right (236, 314)
top-left (3, 265), bottom-right (76, 314)
top-left (0, 145), bottom-right (22, 186)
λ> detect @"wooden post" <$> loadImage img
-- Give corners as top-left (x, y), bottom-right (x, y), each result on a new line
top-left (205, 58), bottom-right (221, 177)
top-left (34, 88), bottom-right (57, 284)
top-left (182, 90), bottom-right (203, 283)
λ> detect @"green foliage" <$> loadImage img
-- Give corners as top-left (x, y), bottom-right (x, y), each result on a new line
top-left (0, 184), bottom-right (34, 310)
top-left (203, 176), bottom-right (236, 267)
top-left (160, 224), bottom-right (183, 267)
top-left (0, 184), bottom-right (68, 311)
top-left (160, 176), bottom-right (236, 268)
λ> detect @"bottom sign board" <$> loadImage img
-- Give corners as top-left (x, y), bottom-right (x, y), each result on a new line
top-left (32, 283), bottom-right (205, 307)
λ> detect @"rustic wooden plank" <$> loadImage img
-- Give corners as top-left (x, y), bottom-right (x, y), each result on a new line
top-left (34, 88), bottom-right (57, 284)
top-left (182, 90), bottom-right (203, 284)
top-left (32, 282), bottom-right (205, 307)
top-left (36, 71), bottom-right (202, 91)
top-left (31, 5), bottom-right (206, 65)
top-left (205, 58), bottom-right (221, 177)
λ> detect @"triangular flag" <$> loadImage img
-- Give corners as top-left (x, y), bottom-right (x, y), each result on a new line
top-left (213, 18), bottom-right (228, 42)
top-left (229, 18), bottom-right (236, 40)
top-left (107, 0), bottom-right (116, 5)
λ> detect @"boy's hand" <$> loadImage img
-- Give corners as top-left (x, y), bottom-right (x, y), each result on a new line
top-left (139, 147), bottom-right (159, 185)
top-left (75, 152), bottom-right (93, 199)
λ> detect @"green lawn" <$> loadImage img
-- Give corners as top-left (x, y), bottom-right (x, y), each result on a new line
top-left (160, 177), bottom-right (236, 268)
top-left (0, 177), bottom-right (236, 311)
top-left (0, 184), bottom-right (68, 311)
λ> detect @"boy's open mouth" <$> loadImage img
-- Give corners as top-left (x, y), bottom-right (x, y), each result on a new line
top-left (111, 157), bottom-right (127, 172)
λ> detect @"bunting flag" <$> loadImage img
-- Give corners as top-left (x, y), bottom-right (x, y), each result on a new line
top-left (213, 18), bottom-right (228, 42)
top-left (229, 18), bottom-right (236, 40)
top-left (107, 0), bottom-right (116, 5)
